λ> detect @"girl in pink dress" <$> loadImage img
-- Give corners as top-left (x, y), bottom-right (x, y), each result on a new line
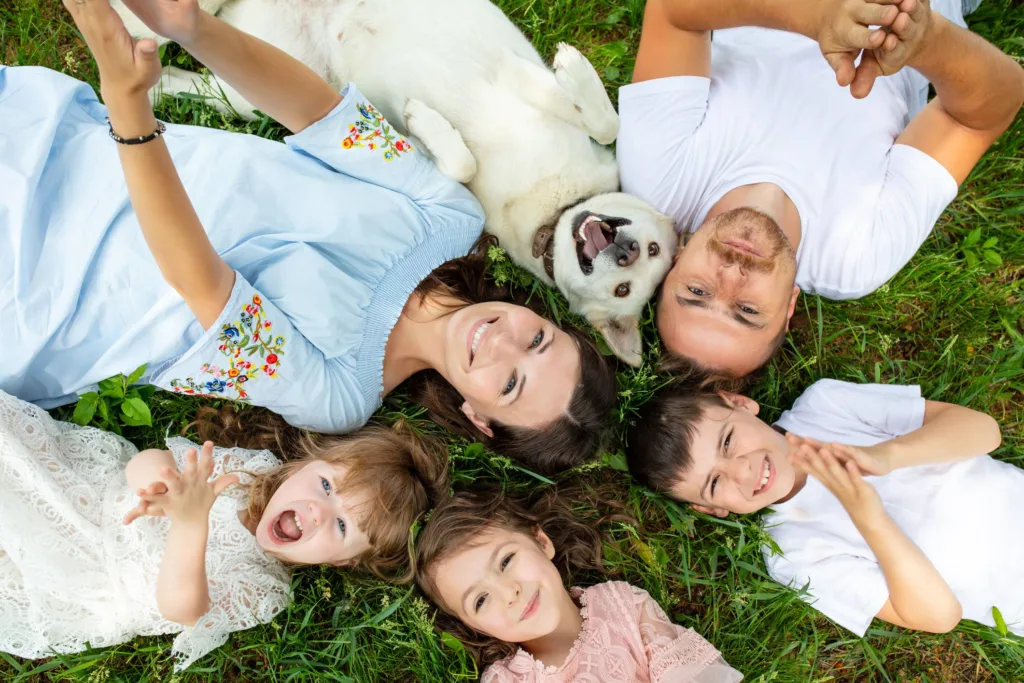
top-left (415, 487), bottom-right (743, 682)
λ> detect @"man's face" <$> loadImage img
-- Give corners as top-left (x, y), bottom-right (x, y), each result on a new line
top-left (657, 208), bottom-right (800, 376)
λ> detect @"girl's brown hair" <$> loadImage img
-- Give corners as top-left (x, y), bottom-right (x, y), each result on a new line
top-left (414, 484), bottom-right (629, 666)
top-left (191, 406), bottom-right (447, 582)
top-left (409, 236), bottom-right (618, 474)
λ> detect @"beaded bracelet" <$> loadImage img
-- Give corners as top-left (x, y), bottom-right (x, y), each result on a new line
top-left (106, 117), bottom-right (167, 145)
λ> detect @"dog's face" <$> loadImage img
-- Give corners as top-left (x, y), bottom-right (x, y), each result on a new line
top-left (551, 192), bottom-right (677, 367)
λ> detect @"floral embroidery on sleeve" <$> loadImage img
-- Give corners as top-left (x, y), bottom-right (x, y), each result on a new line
top-left (169, 295), bottom-right (285, 401)
top-left (341, 102), bottom-right (414, 161)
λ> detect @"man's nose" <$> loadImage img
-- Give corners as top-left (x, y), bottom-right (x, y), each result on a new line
top-left (613, 239), bottom-right (640, 267)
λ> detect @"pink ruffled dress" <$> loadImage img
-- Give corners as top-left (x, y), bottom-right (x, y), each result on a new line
top-left (482, 582), bottom-right (743, 683)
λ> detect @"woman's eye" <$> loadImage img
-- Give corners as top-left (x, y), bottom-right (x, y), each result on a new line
top-left (739, 305), bottom-right (759, 315)
top-left (688, 286), bottom-right (708, 297)
top-left (724, 430), bottom-right (732, 449)
top-left (711, 475), bottom-right (720, 496)
top-left (474, 594), bottom-right (487, 613)
top-left (337, 519), bottom-right (346, 535)
top-left (500, 552), bottom-right (515, 570)
top-left (502, 373), bottom-right (517, 396)
top-left (320, 477), bottom-right (331, 494)
top-left (530, 331), bottom-right (543, 349)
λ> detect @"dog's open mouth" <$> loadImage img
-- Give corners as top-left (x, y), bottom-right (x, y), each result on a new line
top-left (574, 214), bottom-right (617, 275)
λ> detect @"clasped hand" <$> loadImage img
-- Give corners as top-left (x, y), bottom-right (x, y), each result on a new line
top-left (816, 0), bottom-right (933, 98)
top-left (787, 437), bottom-right (886, 523)
top-left (123, 441), bottom-right (239, 527)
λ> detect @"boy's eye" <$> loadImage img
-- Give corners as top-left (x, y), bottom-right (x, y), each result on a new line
top-left (474, 594), bottom-right (487, 613)
top-left (530, 330), bottom-right (543, 349)
top-left (502, 373), bottom-right (517, 396)
top-left (320, 477), bottom-right (332, 494)
top-left (710, 475), bottom-right (720, 496)
top-left (337, 519), bottom-right (346, 535)
top-left (500, 552), bottom-right (515, 570)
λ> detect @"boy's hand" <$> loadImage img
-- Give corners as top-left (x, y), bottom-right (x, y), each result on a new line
top-left (126, 442), bottom-right (239, 528)
top-left (787, 434), bottom-right (894, 476)
top-left (792, 443), bottom-right (885, 524)
top-left (62, 0), bottom-right (161, 99)
top-left (120, 0), bottom-right (202, 46)
top-left (815, 0), bottom-right (900, 92)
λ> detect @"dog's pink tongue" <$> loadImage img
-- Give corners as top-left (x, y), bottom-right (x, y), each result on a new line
top-left (278, 512), bottom-right (301, 541)
top-left (583, 222), bottom-right (610, 260)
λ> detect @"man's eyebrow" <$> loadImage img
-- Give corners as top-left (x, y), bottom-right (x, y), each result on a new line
top-left (731, 312), bottom-right (766, 329)
top-left (676, 294), bottom-right (708, 309)
top-left (699, 421), bottom-right (729, 500)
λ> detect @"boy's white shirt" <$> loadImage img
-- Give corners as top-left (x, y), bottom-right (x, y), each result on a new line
top-left (766, 379), bottom-right (1024, 637)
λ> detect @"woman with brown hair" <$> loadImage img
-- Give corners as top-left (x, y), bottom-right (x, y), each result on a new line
top-left (3, 0), bottom-right (617, 473)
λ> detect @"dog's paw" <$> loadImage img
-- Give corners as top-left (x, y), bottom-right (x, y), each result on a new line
top-left (404, 99), bottom-right (477, 183)
top-left (553, 43), bottom-right (618, 144)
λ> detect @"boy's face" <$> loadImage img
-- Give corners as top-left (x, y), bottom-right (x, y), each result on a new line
top-left (669, 395), bottom-right (800, 516)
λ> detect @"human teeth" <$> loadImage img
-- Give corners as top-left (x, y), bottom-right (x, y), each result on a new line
top-left (472, 322), bottom-right (490, 357)
top-left (293, 512), bottom-right (303, 533)
top-left (759, 461), bottom-right (771, 489)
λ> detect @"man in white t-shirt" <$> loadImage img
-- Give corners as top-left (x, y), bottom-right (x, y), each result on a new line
top-left (626, 379), bottom-right (1023, 636)
top-left (618, 0), bottom-right (1024, 377)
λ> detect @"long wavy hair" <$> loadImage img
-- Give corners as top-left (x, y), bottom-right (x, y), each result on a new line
top-left (191, 406), bottom-right (447, 582)
top-left (408, 237), bottom-right (618, 474)
top-left (414, 484), bottom-right (630, 667)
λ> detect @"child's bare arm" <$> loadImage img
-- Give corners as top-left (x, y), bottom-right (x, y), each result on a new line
top-left (792, 444), bottom-right (962, 633)
top-left (872, 400), bottom-right (1000, 472)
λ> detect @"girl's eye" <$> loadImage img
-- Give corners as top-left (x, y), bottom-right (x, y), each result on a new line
top-left (500, 552), bottom-right (515, 570)
top-left (739, 305), bottom-right (759, 315)
top-left (688, 286), bottom-right (708, 297)
top-left (530, 330), bottom-right (543, 349)
top-left (711, 475), bottom-right (720, 496)
top-left (502, 373), bottom-right (517, 396)
top-left (320, 477), bottom-right (331, 494)
top-left (337, 519), bottom-right (346, 535)
top-left (474, 594), bottom-right (487, 613)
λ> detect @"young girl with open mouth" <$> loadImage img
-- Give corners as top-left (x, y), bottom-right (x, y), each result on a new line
top-left (414, 487), bottom-right (742, 682)
top-left (0, 389), bottom-right (447, 670)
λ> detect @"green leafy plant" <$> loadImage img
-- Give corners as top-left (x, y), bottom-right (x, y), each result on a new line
top-left (962, 227), bottom-right (1003, 268)
top-left (71, 364), bottom-right (155, 434)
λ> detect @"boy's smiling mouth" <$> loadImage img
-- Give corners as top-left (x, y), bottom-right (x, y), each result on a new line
top-left (753, 457), bottom-right (774, 496)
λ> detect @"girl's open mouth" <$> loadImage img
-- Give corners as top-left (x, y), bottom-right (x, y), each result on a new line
top-left (269, 510), bottom-right (304, 544)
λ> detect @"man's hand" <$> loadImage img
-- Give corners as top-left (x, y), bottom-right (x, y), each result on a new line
top-left (120, 0), bottom-right (202, 46)
top-left (816, 0), bottom-right (900, 92)
top-left (872, 0), bottom-right (933, 78)
top-left (791, 443), bottom-right (886, 525)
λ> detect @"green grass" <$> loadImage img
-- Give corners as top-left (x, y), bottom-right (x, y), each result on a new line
top-left (2, 0), bottom-right (1023, 681)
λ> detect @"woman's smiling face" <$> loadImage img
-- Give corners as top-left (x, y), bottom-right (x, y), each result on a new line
top-left (255, 460), bottom-right (372, 565)
top-left (442, 302), bottom-right (580, 436)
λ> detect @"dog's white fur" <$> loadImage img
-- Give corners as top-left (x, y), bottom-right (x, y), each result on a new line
top-left (114, 0), bottom-right (675, 366)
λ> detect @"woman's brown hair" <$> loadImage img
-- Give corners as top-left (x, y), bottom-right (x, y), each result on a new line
top-left (414, 484), bottom-right (629, 667)
top-left (191, 406), bottom-right (448, 582)
top-left (409, 236), bottom-right (618, 474)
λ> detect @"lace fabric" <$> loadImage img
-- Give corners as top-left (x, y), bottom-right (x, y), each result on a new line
top-left (482, 582), bottom-right (742, 682)
top-left (0, 391), bottom-right (292, 671)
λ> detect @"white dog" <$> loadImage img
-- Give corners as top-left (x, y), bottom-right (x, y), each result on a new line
top-left (115, 0), bottom-right (675, 366)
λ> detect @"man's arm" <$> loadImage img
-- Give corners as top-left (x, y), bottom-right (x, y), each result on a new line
top-left (896, 11), bottom-right (1024, 183)
top-left (635, 0), bottom-right (897, 89)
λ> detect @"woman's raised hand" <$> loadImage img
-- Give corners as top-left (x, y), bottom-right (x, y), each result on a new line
top-left (120, 0), bottom-right (202, 46)
top-left (62, 0), bottom-right (161, 99)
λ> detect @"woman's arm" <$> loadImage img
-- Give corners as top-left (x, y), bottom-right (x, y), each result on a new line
top-left (121, 0), bottom-right (340, 133)
top-left (63, 0), bottom-right (234, 329)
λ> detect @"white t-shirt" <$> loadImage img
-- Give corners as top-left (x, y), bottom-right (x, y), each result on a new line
top-left (765, 379), bottom-right (1024, 637)
top-left (617, 0), bottom-right (966, 300)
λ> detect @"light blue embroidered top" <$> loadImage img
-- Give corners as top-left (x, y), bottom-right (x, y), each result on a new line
top-left (0, 66), bottom-right (484, 433)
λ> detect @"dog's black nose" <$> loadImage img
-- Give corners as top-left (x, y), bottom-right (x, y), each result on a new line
top-left (616, 240), bottom-right (640, 267)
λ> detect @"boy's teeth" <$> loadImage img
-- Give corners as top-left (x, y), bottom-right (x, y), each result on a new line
top-left (759, 460), bottom-right (771, 489)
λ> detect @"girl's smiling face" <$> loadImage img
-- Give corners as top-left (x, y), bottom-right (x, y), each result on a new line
top-left (430, 527), bottom-right (571, 645)
top-left (255, 460), bottom-right (372, 565)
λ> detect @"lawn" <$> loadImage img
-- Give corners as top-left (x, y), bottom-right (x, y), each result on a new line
top-left (2, 0), bottom-right (1023, 681)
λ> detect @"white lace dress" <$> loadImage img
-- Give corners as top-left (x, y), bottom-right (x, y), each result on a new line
top-left (0, 390), bottom-right (292, 670)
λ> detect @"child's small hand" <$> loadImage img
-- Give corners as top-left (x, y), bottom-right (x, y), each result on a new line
top-left (123, 480), bottom-right (168, 525)
top-left (791, 443), bottom-right (885, 524)
top-left (787, 434), bottom-right (893, 476)
top-left (131, 442), bottom-right (239, 529)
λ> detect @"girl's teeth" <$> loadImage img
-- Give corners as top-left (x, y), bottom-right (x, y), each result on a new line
top-left (293, 512), bottom-right (303, 532)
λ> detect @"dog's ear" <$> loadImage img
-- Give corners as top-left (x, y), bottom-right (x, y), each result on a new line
top-left (592, 316), bottom-right (642, 367)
